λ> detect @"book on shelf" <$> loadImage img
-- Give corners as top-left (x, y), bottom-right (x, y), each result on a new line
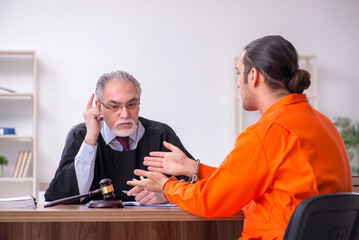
top-left (12, 151), bottom-right (24, 178)
top-left (12, 151), bottom-right (32, 178)
top-left (16, 151), bottom-right (27, 178)
top-left (0, 195), bottom-right (36, 209)
top-left (0, 127), bottom-right (15, 135)
top-left (20, 151), bottom-right (32, 178)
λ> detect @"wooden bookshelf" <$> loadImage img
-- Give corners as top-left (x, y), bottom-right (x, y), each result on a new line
top-left (0, 50), bottom-right (37, 198)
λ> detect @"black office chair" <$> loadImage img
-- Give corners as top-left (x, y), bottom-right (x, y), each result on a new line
top-left (283, 192), bottom-right (359, 240)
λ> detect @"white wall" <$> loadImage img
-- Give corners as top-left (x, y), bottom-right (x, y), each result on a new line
top-left (0, 0), bottom-right (358, 185)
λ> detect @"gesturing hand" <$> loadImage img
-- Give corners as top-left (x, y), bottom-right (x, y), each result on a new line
top-left (127, 186), bottom-right (169, 205)
top-left (83, 93), bottom-right (102, 146)
top-left (143, 141), bottom-right (197, 177)
top-left (127, 170), bottom-right (169, 193)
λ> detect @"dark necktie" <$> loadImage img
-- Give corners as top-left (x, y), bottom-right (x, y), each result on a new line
top-left (116, 136), bottom-right (130, 151)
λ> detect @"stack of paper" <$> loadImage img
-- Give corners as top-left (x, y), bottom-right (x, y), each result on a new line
top-left (0, 196), bottom-right (37, 208)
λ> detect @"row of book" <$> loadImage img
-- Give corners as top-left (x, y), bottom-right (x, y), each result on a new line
top-left (12, 151), bottom-right (32, 178)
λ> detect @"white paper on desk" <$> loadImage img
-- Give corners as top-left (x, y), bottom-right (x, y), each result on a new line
top-left (0, 195), bottom-right (37, 208)
top-left (123, 201), bottom-right (178, 207)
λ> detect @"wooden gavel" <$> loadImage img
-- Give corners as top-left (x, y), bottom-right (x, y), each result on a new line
top-left (44, 179), bottom-right (116, 208)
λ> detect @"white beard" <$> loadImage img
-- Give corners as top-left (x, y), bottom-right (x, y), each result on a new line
top-left (111, 119), bottom-right (137, 137)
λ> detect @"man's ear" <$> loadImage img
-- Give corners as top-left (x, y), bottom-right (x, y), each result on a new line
top-left (95, 100), bottom-right (103, 116)
top-left (248, 68), bottom-right (260, 87)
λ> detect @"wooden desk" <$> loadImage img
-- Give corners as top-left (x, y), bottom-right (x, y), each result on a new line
top-left (0, 205), bottom-right (244, 240)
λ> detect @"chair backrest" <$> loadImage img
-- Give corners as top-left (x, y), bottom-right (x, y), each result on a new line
top-left (283, 192), bottom-right (359, 240)
top-left (353, 176), bottom-right (359, 193)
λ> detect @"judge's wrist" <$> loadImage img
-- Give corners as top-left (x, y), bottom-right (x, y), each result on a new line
top-left (84, 134), bottom-right (98, 146)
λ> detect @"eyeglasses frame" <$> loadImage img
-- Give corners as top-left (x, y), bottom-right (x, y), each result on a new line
top-left (97, 98), bottom-right (140, 112)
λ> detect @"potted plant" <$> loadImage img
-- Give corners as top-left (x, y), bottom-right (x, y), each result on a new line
top-left (334, 117), bottom-right (359, 176)
top-left (0, 155), bottom-right (8, 177)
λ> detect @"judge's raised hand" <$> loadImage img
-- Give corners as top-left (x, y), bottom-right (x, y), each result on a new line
top-left (83, 93), bottom-right (102, 146)
top-left (127, 169), bottom-right (169, 193)
top-left (144, 141), bottom-right (197, 177)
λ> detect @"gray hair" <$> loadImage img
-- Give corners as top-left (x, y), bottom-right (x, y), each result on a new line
top-left (95, 70), bottom-right (142, 101)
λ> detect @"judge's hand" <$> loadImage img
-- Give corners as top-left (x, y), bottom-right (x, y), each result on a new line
top-left (127, 169), bottom-right (169, 193)
top-left (83, 93), bottom-right (102, 146)
top-left (144, 141), bottom-right (197, 177)
top-left (127, 186), bottom-right (168, 205)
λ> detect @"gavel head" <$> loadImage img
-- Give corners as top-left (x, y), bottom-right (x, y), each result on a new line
top-left (99, 179), bottom-right (115, 200)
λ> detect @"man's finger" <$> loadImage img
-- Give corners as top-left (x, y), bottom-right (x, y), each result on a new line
top-left (127, 179), bottom-right (143, 187)
top-left (143, 159), bottom-right (164, 167)
top-left (86, 93), bottom-right (95, 110)
top-left (144, 156), bottom-right (164, 162)
top-left (149, 152), bottom-right (166, 157)
top-left (127, 186), bottom-right (143, 196)
top-left (134, 169), bottom-right (151, 178)
top-left (134, 189), bottom-right (148, 201)
top-left (163, 141), bottom-right (179, 152)
top-left (143, 198), bottom-right (155, 205)
top-left (147, 166), bottom-right (163, 172)
top-left (138, 192), bottom-right (154, 204)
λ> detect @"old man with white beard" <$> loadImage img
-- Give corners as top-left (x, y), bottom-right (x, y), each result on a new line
top-left (45, 70), bottom-right (194, 205)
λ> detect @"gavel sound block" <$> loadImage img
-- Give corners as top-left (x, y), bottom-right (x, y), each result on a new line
top-left (44, 179), bottom-right (124, 208)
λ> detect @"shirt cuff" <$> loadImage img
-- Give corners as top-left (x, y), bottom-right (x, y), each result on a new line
top-left (77, 141), bottom-right (98, 165)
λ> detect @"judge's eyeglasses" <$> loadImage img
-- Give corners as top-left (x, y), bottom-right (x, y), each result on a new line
top-left (98, 99), bottom-right (140, 112)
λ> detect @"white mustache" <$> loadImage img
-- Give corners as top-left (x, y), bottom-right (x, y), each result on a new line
top-left (111, 119), bottom-right (137, 137)
top-left (115, 119), bottom-right (136, 127)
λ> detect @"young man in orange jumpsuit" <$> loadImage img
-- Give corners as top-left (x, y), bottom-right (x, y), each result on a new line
top-left (127, 35), bottom-right (353, 240)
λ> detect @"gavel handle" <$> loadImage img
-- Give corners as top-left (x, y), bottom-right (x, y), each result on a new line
top-left (44, 189), bottom-right (102, 207)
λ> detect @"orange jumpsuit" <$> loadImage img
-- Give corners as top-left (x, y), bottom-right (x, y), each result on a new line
top-left (163, 94), bottom-right (353, 240)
